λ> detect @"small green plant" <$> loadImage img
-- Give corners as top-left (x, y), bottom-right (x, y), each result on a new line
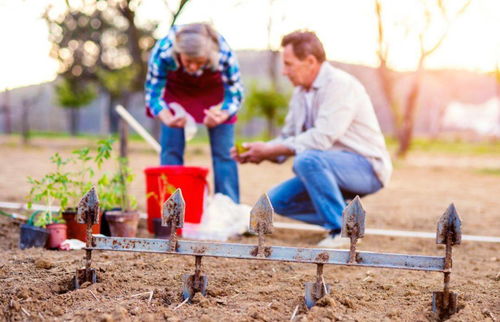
top-left (68, 138), bottom-right (115, 206)
top-left (27, 153), bottom-right (71, 227)
top-left (26, 136), bottom-right (140, 220)
top-left (97, 157), bottom-right (138, 211)
top-left (28, 211), bottom-right (65, 228)
top-left (146, 174), bottom-right (177, 212)
top-left (26, 138), bottom-right (117, 224)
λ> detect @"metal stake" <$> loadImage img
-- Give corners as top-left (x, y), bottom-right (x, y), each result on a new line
top-left (304, 263), bottom-right (331, 308)
top-left (443, 234), bottom-right (452, 310)
top-left (348, 226), bottom-right (359, 264)
top-left (169, 216), bottom-right (178, 252)
top-left (85, 219), bottom-right (93, 282)
top-left (162, 189), bottom-right (185, 252)
top-left (182, 255), bottom-right (208, 301)
top-left (342, 196), bottom-right (365, 264)
top-left (74, 187), bottom-right (99, 289)
top-left (256, 222), bottom-right (267, 257)
top-left (79, 189), bottom-right (462, 317)
top-left (249, 194), bottom-right (274, 258)
top-left (432, 203), bottom-right (461, 318)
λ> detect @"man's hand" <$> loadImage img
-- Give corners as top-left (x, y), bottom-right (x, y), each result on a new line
top-left (230, 142), bottom-right (250, 163)
top-left (203, 107), bottom-right (229, 128)
top-left (158, 108), bottom-right (186, 128)
top-left (231, 142), bottom-right (295, 164)
top-left (230, 141), bottom-right (271, 164)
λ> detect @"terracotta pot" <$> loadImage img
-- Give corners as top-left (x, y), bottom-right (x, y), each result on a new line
top-left (62, 209), bottom-right (101, 242)
top-left (105, 210), bottom-right (139, 237)
top-left (46, 223), bottom-right (67, 249)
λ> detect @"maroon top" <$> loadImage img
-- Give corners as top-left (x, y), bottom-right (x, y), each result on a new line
top-left (161, 58), bottom-right (236, 124)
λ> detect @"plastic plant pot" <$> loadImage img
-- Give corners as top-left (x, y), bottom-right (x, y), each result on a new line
top-left (105, 210), bottom-right (140, 237)
top-left (46, 223), bottom-right (67, 249)
top-left (19, 224), bottom-right (49, 250)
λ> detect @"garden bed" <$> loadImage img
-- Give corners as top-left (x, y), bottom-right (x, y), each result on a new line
top-left (0, 138), bottom-right (498, 321)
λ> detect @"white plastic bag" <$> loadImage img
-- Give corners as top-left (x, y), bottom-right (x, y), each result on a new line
top-left (182, 193), bottom-right (251, 241)
top-left (169, 102), bottom-right (197, 141)
top-left (59, 239), bottom-right (86, 250)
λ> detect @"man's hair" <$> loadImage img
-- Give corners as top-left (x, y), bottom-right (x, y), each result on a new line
top-left (281, 31), bottom-right (326, 63)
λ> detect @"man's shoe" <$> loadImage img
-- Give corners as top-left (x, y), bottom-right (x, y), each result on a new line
top-left (317, 234), bottom-right (351, 248)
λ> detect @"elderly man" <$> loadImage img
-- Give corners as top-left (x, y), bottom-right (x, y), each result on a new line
top-left (232, 31), bottom-right (392, 247)
top-left (145, 23), bottom-right (243, 203)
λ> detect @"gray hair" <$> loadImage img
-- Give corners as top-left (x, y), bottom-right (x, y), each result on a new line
top-left (174, 23), bottom-right (220, 70)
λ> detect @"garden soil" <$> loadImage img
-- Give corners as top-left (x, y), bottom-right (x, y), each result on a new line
top-left (0, 137), bottom-right (499, 321)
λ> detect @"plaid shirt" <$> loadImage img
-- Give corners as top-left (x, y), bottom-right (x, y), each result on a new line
top-left (145, 26), bottom-right (244, 117)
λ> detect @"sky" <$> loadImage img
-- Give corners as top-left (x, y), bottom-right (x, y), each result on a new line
top-left (0, 0), bottom-right (499, 90)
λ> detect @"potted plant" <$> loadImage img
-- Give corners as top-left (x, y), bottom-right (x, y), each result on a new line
top-left (61, 138), bottom-right (114, 241)
top-left (26, 139), bottom-right (115, 245)
top-left (26, 153), bottom-right (70, 249)
top-left (19, 216), bottom-right (50, 250)
top-left (99, 157), bottom-right (140, 237)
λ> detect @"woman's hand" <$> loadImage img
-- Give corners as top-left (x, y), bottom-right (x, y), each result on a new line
top-left (158, 108), bottom-right (186, 128)
top-left (203, 107), bottom-right (229, 128)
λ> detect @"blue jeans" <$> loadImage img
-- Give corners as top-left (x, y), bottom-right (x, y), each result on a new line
top-left (268, 150), bottom-right (382, 231)
top-left (160, 123), bottom-right (239, 203)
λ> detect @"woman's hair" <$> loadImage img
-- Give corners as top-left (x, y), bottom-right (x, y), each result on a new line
top-left (174, 23), bottom-right (220, 70)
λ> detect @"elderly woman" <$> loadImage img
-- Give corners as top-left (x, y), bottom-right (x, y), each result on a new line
top-left (145, 23), bottom-right (243, 203)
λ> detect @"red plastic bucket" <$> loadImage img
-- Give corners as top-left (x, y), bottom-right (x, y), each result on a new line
top-left (144, 166), bottom-right (209, 234)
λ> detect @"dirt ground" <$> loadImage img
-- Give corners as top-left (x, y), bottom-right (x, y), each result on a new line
top-left (0, 136), bottom-right (499, 321)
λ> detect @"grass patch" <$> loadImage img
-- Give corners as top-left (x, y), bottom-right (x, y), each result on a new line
top-left (476, 168), bottom-right (500, 176)
top-left (4, 132), bottom-right (500, 156)
top-left (386, 137), bottom-right (500, 155)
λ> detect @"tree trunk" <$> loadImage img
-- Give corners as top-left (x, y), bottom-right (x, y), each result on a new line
top-left (269, 50), bottom-right (280, 92)
top-left (2, 89), bottom-right (12, 134)
top-left (100, 91), bottom-right (111, 135)
top-left (118, 92), bottom-right (130, 211)
top-left (121, 1), bottom-right (146, 91)
top-left (377, 63), bottom-right (401, 135)
top-left (68, 108), bottom-right (80, 136)
top-left (397, 62), bottom-right (424, 157)
top-left (119, 116), bottom-right (129, 211)
top-left (119, 92), bottom-right (131, 159)
top-left (21, 100), bottom-right (30, 145)
top-left (267, 116), bottom-right (275, 140)
top-left (108, 97), bottom-right (119, 133)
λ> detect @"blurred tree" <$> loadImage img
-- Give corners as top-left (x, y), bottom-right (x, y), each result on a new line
top-left (243, 83), bottom-right (289, 139)
top-left (20, 87), bottom-right (45, 145)
top-left (44, 0), bottom-right (190, 134)
top-left (266, 0), bottom-right (284, 92)
top-left (375, 0), bottom-right (471, 157)
top-left (240, 0), bottom-right (288, 139)
top-left (55, 78), bottom-right (96, 136)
